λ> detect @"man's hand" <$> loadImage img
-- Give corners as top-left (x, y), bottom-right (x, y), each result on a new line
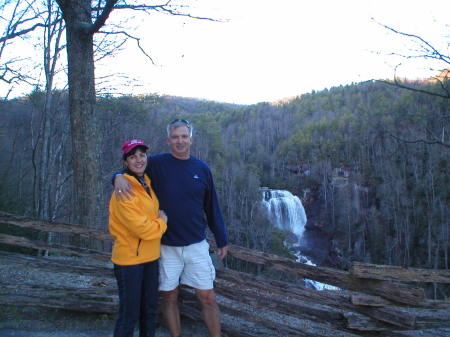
top-left (217, 246), bottom-right (228, 260)
top-left (158, 210), bottom-right (168, 223)
top-left (114, 174), bottom-right (134, 201)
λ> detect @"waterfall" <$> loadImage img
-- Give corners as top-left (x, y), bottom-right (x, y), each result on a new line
top-left (261, 188), bottom-right (307, 242)
top-left (261, 188), bottom-right (338, 291)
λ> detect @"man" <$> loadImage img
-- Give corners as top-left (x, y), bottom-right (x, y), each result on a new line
top-left (114, 119), bottom-right (228, 337)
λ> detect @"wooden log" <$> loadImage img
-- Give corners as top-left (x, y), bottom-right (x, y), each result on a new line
top-left (414, 306), bottom-right (450, 329)
top-left (217, 268), bottom-right (450, 330)
top-left (0, 212), bottom-right (112, 242)
top-left (343, 311), bottom-right (389, 331)
top-left (218, 268), bottom-right (448, 311)
top-left (179, 300), bottom-right (284, 337)
top-left (3, 212), bottom-right (448, 333)
top-left (0, 213), bottom-right (430, 305)
top-left (0, 233), bottom-right (110, 261)
top-left (351, 294), bottom-right (391, 307)
top-left (0, 282), bottom-right (118, 314)
top-left (179, 288), bottom-right (353, 337)
top-left (216, 269), bottom-right (409, 332)
top-left (225, 243), bottom-right (426, 306)
top-left (0, 252), bottom-right (385, 332)
top-left (3, 251), bottom-right (447, 332)
top-left (215, 278), bottom-right (345, 326)
top-left (360, 305), bottom-right (450, 330)
top-left (217, 268), bottom-right (354, 310)
top-left (0, 280), bottom-right (267, 337)
top-left (0, 250), bottom-right (113, 278)
top-left (361, 306), bottom-right (416, 329)
top-left (351, 262), bottom-right (450, 283)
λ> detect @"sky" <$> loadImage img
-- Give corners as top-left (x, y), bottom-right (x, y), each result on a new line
top-left (2, 0), bottom-right (449, 104)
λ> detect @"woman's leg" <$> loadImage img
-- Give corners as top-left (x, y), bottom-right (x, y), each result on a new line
top-left (114, 263), bottom-right (144, 337)
top-left (139, 259), bottom-right (159, 337)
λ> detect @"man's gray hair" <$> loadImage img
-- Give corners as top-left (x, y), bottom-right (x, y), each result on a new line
top-left (166, 119), bottom-right (193, 137)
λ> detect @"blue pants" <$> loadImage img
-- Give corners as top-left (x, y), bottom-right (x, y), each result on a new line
top-left (113, 260), bottom-right (159, 337)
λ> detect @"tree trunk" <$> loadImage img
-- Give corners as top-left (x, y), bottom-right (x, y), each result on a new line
top-left (59, 0), bottom-right (102, 226)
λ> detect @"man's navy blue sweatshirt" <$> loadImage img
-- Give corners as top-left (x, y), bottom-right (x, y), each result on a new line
top-left (115, 153), bottom-right (227, 248)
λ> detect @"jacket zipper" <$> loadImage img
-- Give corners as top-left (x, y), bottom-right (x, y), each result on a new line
top-left (136, 239), bottom-right (141, 256)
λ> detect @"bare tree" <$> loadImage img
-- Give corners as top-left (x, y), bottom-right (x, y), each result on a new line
top-left (376, 23), bottom-right (449, 148)
top-left (31, 0), bottom-right (68, 221)
top-left (377, 23), bottom-right (449, 97)
top-left (0, 0), bottom-right (43, 98)
top-left (1, 0), bottom-right (210, 226)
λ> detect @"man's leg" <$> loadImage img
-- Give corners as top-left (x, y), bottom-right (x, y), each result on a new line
top-left (161, 288), bottom-right (181, 337)
top-left (195, 288), bottom-right (221, 337)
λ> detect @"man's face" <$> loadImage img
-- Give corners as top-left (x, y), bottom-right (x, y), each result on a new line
top-left (167, 125), bottom-right (192, 159)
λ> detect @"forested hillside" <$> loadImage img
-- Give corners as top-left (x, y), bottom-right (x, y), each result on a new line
top-left (0, 80), bottom-right (448, 291)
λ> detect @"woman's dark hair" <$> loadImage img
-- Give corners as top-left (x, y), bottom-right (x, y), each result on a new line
top-left (122, 145), bottom-right (148, 161)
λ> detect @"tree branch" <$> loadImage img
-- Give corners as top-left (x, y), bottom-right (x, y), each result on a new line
top-left (377, 22), bottom-right (450, 65)
top-left (388, 131), bottom-right (450, 148)
top-left (377, 79), bottom-right (450, 99)
top-left (97, 29), bottom-right (154, 64)
top-left (90, 0), bottom-right (119, 34)
top-left (110, 2), bottom-right (219, 22)
top-left (0, 22), bottom-right (47, 42)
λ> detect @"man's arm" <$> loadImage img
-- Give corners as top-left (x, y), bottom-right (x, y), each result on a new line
top-left (204, 169), bottom-right (228, 258)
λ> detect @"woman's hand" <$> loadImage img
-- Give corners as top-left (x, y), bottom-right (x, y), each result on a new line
top-left (158, 210), bottom-right (168, 223)
top-left (114, 175), bottom-right (133, 201)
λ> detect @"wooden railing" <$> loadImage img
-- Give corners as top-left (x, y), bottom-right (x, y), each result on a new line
top-left (0, 211), bottom-right (449, 337)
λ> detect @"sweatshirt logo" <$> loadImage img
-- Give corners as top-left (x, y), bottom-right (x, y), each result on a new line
top-left (193, 174), bottom-right (199, 179)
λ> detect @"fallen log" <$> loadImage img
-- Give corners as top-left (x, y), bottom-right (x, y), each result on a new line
top-left (0, 278), bottom-right (354, 337)
top-left (0, 212), bottom-right (112, 242)
top-left (0, 212), bottom-right (432, 306)
top-left (350, 294), bottom-right (391, 307)
top-left (2, 211), bottom-right (448, 335)
top-left (351, 262), bottom-right (450, 283)
top-left (0, 233), bottom-right (110, 261)
top-left (0, 250), bottom-right (113, 278)
top-left (215, 278), bottom-right (345, 327)
top-left (2, 251), bottom-right (448, 333)
top-left (216, 269), bottom-right (424, 332)
top-left (180, 288), bottom-right (357, 337)
top-left (343, 312), bottom-right (389, 332)
top-left (0, 282), bottom-right (118, 314)
top-left (225, 243), bottom-right (426, 306)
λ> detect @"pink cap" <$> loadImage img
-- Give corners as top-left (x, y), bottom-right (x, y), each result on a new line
top-left (121, 139), bottom-right (149, 155)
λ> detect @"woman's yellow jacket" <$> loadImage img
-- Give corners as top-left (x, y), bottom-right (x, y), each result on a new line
top-left (109, 173), bottom-right (167, 265)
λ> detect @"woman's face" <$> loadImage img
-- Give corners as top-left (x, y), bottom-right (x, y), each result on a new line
top-left (125, 149), bottom-right (147, 176)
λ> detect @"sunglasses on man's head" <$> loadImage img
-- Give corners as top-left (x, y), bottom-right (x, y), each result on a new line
top-left (169, 118), bottom-right (190, 125)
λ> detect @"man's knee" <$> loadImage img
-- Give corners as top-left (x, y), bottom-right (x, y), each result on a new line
top-left (195, 289), bottom-right (217, 308)
top-left (161, 288), bottom-right (179, 305)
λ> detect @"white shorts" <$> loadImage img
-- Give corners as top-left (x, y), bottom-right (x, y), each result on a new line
top-left (159, 240), bottom-right (216, 291)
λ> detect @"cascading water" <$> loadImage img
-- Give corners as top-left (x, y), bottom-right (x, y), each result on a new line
top-left (261, 188), bottom-right (307, 242)
top-left (261, 188), bottom-right (338, 291)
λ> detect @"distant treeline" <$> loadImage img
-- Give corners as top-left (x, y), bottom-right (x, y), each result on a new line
top-left (0, 80), bottom-right (448, 287)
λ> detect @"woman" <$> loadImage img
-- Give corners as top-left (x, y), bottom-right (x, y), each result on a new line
top-left (109, 139), bottom-right (167, 337)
